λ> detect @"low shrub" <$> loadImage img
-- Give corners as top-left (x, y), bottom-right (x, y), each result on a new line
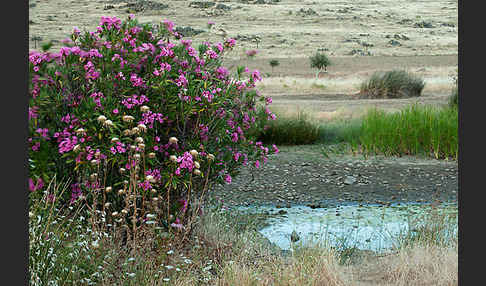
top-left (360, 70), bottom-right (425, 99)
top-left (256, 108), bottom-right (321, 145)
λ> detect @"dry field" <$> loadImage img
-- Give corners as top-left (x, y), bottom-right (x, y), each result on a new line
top-left (29, 0), bottom-right (458, 116)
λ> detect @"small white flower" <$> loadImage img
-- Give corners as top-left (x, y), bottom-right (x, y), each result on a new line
top-left (193, 169), bottom-right (201, 176)
top-left (118, 189), bottom-right (125, 195)
top-left (111, 137), bottom-right (120, 143)
top-left (146, 175), bottom-right (155, 182)
top-left (167, 250), bottom-right (174, 255)
top-left (131, 127), bottom-right (140, 134)
top-left (190, 150), bottom-right (198, 157)
top-left (133, 153), bottom-right (141, 160)
top-left (146, 214), bottom-right (156, 219)
top-left (207, 153), bottom-right (215, 161)
top-left (119, 168), bottom-right (126, 174)
top-left (148, 152), bottom-right (156, 159)
top-left (163, 278), bottom-right (170, 282)
top-left (140, 105), bottom-right (150, 113)
top-left (135, 137), bottom-right (144, 144)
top-left (91, 240), bottom-right (99, 249)
top-left (194, 161), bottom-right (200, 169)
top-left (138, 143), bottom-right (145, 149)
top-left (169, 155), bottom-right (178, 162)
top-left (105, 186), bottom-right (112, 193)
top-left (127, 273), bottom-right (136, 278)
top-left (165, 265), bottom-right (174, 270)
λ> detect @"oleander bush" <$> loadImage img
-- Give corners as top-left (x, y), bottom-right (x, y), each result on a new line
top-left (28, 15), bottom-right (277, 237)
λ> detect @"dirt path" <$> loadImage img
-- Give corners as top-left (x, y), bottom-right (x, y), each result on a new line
top-left (209, 144), bottom-right (458, 208)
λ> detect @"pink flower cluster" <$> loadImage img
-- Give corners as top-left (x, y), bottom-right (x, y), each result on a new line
top-left (121, 94), bottom-right (149, 109)
top-left (175, 152), bottom-right (194, 175)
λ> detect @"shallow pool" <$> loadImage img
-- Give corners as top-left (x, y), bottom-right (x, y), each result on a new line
top-left (237, 202), bottom-right (457, 252)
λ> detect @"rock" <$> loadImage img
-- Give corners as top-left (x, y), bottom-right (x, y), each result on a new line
top-left (189, 1), bottom-right (216, 8)
top-left (394, 34), bottom-right (410, 40)
top-left (388, 39), bottom-right (402, 46)
top-left (296, 8), bottom-right (318, 16)
top-left (414, 21), bottom-right (435, 28)
top-left (174, 26), bottom-right (205, 37)
top-left (290, 230), bottom-right (300, 242)
top-left (215, 3), bottom-right (231, 10)
top-left (122, 1), bottom-right (168, 12)
top-left (344, 176), bottom-right (357, 185)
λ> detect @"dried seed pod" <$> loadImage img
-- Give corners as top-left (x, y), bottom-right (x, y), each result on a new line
top-left (140, 105), bottom-right (150, 113)
top-left (194, 161), bottom-right (200, 169)
top-left (190, 150), bottom-right (198, 157)
top-left (105, 187), bottom-right (112, 193)
top-left (97, 115), bottom-right (107, 123)
top-left (104, 120), bottom-right (114, 127)
top-left (73, 144), bottom-right (82, 152)
top-left (193, 169), bottom-right (201, 176)
top-left (122, 115), bottom-right (134, 122)
top-left (169, 155), bottom-right (177, 162)
top-left (169, 137), bottom-right (178, 144)
top-left (207, 153), bottom-right (215, 161)
top-left (137, 124), bottom-right (147, 132)
top-left (131, 127), bottom-right (140, 134)
top-left (148, 152), bottom-right (156, 159)
top-left (111, 137), bottom-right (120, 143)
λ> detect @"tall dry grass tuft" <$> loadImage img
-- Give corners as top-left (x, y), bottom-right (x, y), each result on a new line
top-left (380, 244), bottom-right (458, 286)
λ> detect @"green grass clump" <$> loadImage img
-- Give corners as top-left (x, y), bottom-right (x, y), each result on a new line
top-left (359, 104), bottom-right (458, 159)
top-left (257, 109), bottom-right (321, 145)
top-left (360, 70), bottom-right (425, 99)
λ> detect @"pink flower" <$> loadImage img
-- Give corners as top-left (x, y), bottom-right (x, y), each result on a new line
top-left (272, 144), bottom-right (279, 154)
top-left (224, 174), bottom-right (232, 184)
top-left (29, 178), bottom-right (44, 192)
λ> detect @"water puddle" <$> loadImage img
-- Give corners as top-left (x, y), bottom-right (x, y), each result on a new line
top-left (236, 202), bottom-right (457, 252)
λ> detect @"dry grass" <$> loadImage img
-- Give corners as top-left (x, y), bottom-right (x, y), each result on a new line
top-left (379, 244), bottom-right (458, 286)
